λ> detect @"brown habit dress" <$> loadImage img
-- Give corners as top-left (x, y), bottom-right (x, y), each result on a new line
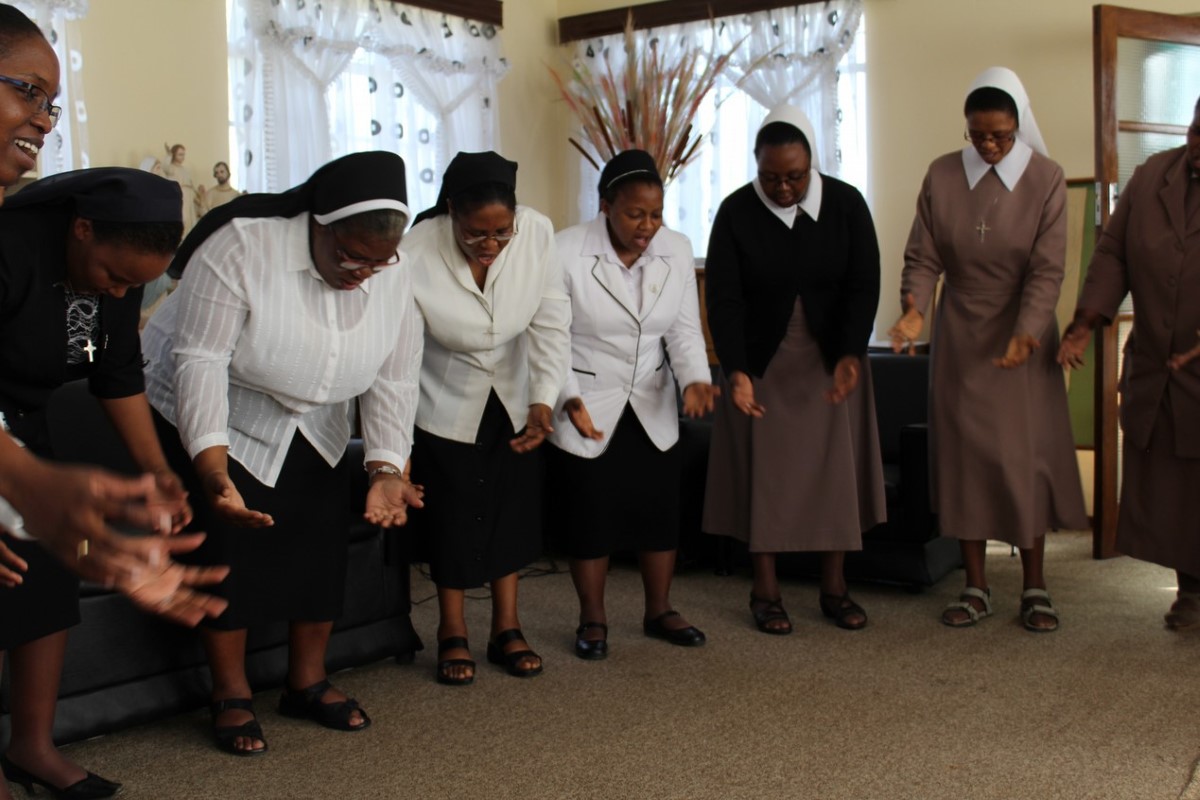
top-left (902, 150), bottom-right (1087, 548)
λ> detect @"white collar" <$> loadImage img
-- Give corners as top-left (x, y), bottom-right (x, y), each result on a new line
top-left (962, 138), bottom-right (1033, 191)
top-left (583, 213), bottom-right (659, 265)
top-left (752, 170), bottom-right (824, 228)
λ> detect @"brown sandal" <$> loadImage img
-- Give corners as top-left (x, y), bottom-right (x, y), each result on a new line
top-left (749, 592), bottom-right (792, 635)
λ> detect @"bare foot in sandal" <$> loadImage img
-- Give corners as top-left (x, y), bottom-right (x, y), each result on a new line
top-left (941, 586), bottom-right (992, 627)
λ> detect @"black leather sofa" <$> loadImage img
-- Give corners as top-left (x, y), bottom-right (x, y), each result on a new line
top-left (678, 349), bottom-right (961, 589)
top-left (0, 380), bottom-right (422, 745)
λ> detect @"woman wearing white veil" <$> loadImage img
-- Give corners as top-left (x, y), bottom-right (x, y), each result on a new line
top-left (889, 67), bottom-right (1086, 632)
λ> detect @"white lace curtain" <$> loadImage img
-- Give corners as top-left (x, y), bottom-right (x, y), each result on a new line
top-left (566, 1), bottom-right (864, 252)
top-left (229, 0), bottom-right (508, 194)
top-left (12, 0), bottom-right (89, 176)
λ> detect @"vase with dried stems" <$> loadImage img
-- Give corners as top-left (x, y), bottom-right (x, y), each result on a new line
top-left (549, 13), bottom-right (764, 184)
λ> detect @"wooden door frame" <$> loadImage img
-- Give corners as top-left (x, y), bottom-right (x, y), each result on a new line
top-left (1091, 5), bottom-right (1200, 558)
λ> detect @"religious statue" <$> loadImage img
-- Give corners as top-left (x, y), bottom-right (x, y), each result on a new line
top-left (196, 161), bottom-right (241, 217)
top-left (160, 143), bottom-right (198, 233)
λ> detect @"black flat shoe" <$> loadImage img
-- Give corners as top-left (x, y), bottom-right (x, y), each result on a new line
top-left (278, 678), bottom-right (371, 732)
top-left (749, 593), bottom-right (793, 635)
top-left (574, 621), bottom-right (609, 660)
top-left (819, 592), bottom-right (868, 630)
top-left (486, 628), bottom-right (543, 677)
top-left (643, 610), bottom-right (706, 647)
top-left (436, 636), bottom-right (476, 686)
top-left (209, 697), bottom-right (269, 757)
top-left (0, 755), bottom-right (122, 799)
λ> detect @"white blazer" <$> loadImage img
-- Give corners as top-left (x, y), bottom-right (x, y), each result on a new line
top-left (406, 205), bottom-right (572, 444)
top-left (548, 215), bottom-right (711, 459)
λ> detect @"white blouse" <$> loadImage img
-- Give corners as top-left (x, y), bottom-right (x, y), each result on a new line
top-left (143, 214), bottom-right (423, 487)
top-left (404, 205), bottom-right (571, 444)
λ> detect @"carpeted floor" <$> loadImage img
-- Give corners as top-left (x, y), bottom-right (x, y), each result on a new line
top-left (20, 531), bottom-right (1200, 799)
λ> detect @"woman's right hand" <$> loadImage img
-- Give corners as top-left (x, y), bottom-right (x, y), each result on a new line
top-left (0, 535), bottom-right (28, 588)
top-left (201, 470), bottom-right (274, 528)
top-left (730, 372), bottom-right (766, 418)
top-left (564, 397), bottom-right (604, 441)
top-left (888, 293), bottom-right (924, 356)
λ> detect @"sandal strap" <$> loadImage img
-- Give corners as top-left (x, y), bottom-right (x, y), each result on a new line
top-left (1020, 588), bottom-right (1052, 605)
top-left (438, 636), bottom-right (470, 654)
top-left (575, 621), bottom-right (608, 635)
top-left (210, 697), bottom-right (255, 716)
top-left (491, 628), bottom-right (526, 648)
top-left (646, 610), bottom-right (680, 625)
top-left (287, 678), bottom-right (333, 705)
top-left (960, 586), bottom-right (993, 614)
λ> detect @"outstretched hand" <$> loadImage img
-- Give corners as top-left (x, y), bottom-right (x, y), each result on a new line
top-left (824, 356), bottom-right (860, 404)
top-left (993, 333), bottom-right (1040, 369)
top-left (888, 293), bottom-right (923, 356)
top-left (511, 404), bottom-right (554, 453)
top-left (364, 468), bottom-right (425, 528)
top-left (201, 470), bottom-right (273, 528)
top-left (564, 397), bottom-right (604, 441)
top-left (1168, 330), bottom-right (1200, 372)
top-left (682, 383), bottom-right (720, 419)
top-left (729, 372), bottom-right (766, 418)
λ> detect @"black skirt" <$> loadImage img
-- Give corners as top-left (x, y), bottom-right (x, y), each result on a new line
top-left (411, 391), bottom-right (544, 589)
top-left (546, 405), bottom-right (681, 560)
top-left (0, 407), bottom-right (79, 650)
top-left (155, 411), bottom-right (351, 630)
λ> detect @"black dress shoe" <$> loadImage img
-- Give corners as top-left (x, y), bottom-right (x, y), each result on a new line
top-left (643, 610), bottom-right (706, 647)
top-left (0, 756), bottom-right (122, 799)
top-left (574, 621), bottom-right (609, 660)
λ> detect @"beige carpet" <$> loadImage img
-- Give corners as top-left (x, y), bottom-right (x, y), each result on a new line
top-left (27, 532), bottom-right (1200, 800)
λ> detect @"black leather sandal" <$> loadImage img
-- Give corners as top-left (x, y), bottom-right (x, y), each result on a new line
top-left (643, 610), bottom-right (706, 647)
top-left (819, 592), bottom-right (868, 630)
top-left (486, 628), bottom-right (543, 678)
top-left (210, 697), bottom-right (269, 757)
top-left (574, 621), bottom-right (609, 660)
top-left (749, 592), bottom-right (793, 635)
top-left (278, 679), bottom-right (371, 731)
top-left (436, 635), bottom-right (476, 686)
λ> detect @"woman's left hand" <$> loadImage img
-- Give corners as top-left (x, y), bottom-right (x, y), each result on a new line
top-left (993, 334), bottom-right (1040, 369)
top-left (682, 383), bottom-right (720, 419)
top-left (824, 356), bottom-right (860, 404)
top-left (364, 468), bottom-right (425, 528)
top-left (510, 404), bottom-right (554, 453)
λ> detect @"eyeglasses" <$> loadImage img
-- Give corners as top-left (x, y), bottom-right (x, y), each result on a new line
top-left (0, 74), bottom-right (61, 129)
top-left (457, 226), bottom-right (517, 246)
top-left (335, 245), bottom-right (401, 273)
top-left (964, 129), bottom-right (1016, 146)
top-left (757, 169), bottom-right (811, 187)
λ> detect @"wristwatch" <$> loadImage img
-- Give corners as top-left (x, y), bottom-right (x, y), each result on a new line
top-left (367, 464), bottom-right (404, 480)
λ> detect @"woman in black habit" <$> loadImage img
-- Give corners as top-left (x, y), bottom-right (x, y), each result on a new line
top-left (0, 167), bottom-right (188, 799)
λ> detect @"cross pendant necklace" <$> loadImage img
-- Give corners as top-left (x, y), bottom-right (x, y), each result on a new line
top-left (82, 339), bottom-right (96, 362)
top-left (975, 220), bottom-right (991, 242)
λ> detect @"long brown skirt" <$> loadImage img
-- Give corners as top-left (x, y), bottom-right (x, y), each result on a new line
top-left (702, 301), bottom-right (886, 553)
top-left (1117, 395), bottom-right (1200, 577)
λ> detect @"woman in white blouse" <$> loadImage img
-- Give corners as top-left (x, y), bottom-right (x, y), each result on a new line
top-left (405, 151), bottom-right (570, 686)
top-left (547, 150), bottom-right (716, 659)
top-left (143, 152), bottom-right (424, 756)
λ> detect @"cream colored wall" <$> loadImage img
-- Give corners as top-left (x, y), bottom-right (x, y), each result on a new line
top-left (62, 0), bottom-right (1200, 286)
top-left (71, 0), bottom-right (229, 186)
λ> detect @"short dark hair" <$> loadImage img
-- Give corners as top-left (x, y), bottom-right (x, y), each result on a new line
top-left (213, 161), bottom-right (229, 175)
top-left (754, 122), bottom-right (811, 159)
top-left (331, 208), bottom-right (407, 240)
top-left (601, 174), bottom-right (663, 206)
top-left (964, 87), bottom-right (1019, 121)
top-left (88, 219), bottom-right (184, 256)
top-left (448, 181), bottom-right (516, 217)
top-left (0, 4), bottom-right (45, 59)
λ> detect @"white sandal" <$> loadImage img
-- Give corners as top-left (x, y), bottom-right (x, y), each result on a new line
top-left (1020, 588), bottom-right (1059, 633)
top-left (941, 586), bottom-right (992, 628)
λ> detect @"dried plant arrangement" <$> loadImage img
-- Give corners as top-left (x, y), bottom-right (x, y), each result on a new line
top-left (549, 12), bottom-right (758, 183)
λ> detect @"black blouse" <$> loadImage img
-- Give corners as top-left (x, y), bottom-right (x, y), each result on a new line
top-left (0, 209), bottom-right (145, 450)
top-left (704, 176), bottom-right (880, 378)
